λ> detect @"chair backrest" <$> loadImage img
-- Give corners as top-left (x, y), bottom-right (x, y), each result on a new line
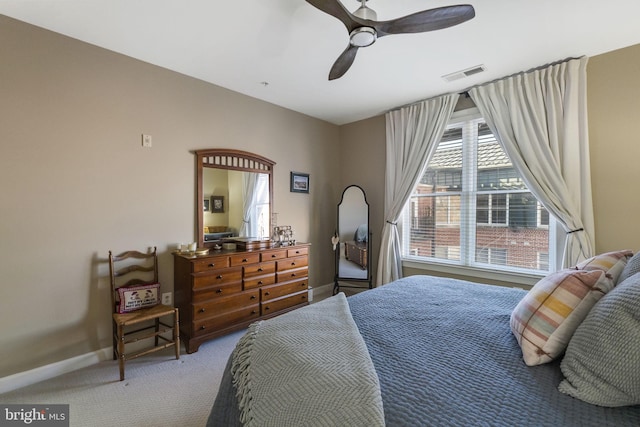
top-left (108, 247), bottom-right (158, 313)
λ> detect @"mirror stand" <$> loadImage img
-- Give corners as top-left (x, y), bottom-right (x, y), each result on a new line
top-left (333, 185), bottom-right (372, 295)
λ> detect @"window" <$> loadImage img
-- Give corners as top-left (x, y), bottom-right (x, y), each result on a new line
top-left (403, 112), bottom-right (556, 274)
top-left (253, 174), bottom-right (270, 238)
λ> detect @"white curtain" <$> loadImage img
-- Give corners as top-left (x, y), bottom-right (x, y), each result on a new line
top-left (468, 57), bottom-right (594, 267)
top-left (239, 172), bottom-right (258, 237)
top-left (376, 93), bottom-right (459, 286)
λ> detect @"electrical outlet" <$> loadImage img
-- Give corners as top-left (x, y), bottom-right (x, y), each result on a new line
top-left (142, 134), bottom-right (152, 148)
top-left (162, 292), bottom-right (172, 305)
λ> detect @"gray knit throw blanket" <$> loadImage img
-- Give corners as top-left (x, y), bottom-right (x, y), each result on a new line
top-left (231, 292), bottom-right (385, 427)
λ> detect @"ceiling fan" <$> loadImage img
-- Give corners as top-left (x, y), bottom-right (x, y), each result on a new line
top-left (306, 0), bottom-right (476, 80)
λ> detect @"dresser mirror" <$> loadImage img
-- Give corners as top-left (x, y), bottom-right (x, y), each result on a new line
top-left (195, 149), bottom-right (275, 249)
top-left (334, 185), bottom-right (372, 294)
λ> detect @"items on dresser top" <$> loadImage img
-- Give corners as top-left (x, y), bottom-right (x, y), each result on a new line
top-left (173, 243), bottom-right (310, 353)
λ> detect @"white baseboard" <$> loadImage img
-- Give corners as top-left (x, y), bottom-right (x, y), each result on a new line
top-left (0, 347), bottom-right (112, 394)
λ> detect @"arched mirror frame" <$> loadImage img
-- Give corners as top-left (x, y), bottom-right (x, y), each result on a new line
top-left (195, 149), bottom-right (275, 249)
top-left (333, 185), bottom-right (372, 295)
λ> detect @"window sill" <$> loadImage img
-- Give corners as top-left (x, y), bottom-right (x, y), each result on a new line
top-left (402, 259), bottom-right (544, 289)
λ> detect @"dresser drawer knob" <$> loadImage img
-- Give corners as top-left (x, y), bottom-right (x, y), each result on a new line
top-left (250, 295), bottom-right (256, 300)
top-left (302, 295), bottom-right (306, 300)
top-left (216, 275), bottom-right (223, 279)
top-left (290, 273), bottom-right (296, 277)
top-left (199, 308), bottom-right (206, 313)
top-left (301, 283), bottom-right (306, 287)
top-left (291, 262), bottom-right (296, 266)
top-left (258, 280), bottom-right (263, 285)
top-left (208, 263), bottom-right (215, 268)
top-left (251, 310), bottom-right (257, 314)
top-left (242, 258), bottom-right (249, 262)
top-left (200, 326), bottom-right (206, 330)
top-left (271, 254), bottom-right (277, 258)
top-left (264, 306), bottom-right (270, 311)
top-left (258, 267), bottom-right (263, 272)
top-left (216, 289), bottom-right (223, 294)
top-left (264, 292), bottom-right (270, 296)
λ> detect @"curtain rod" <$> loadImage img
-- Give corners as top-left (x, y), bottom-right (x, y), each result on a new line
top-left (387, 56), bottom-right (584, 115)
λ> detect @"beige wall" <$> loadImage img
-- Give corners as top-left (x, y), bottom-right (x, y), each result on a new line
top-left (2, 12), bottom-right (640, 379)
top-left (337, 117), bottom-right (386, 283)
top-left (0, 16), bottom-right (341, 377)
top-left (587, 44), bottom-right (640, 253)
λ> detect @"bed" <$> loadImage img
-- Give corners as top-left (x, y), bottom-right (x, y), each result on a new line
top-left (207, 272), bottom-right (640, 426)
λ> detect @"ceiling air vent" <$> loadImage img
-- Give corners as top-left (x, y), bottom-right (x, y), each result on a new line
top-left (442, 64), bottom-right (486, 83)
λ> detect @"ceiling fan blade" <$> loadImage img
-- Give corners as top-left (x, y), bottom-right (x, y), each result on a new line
top-left (305, 0), bottom-right (358, 32)
top-left (374, 5), bottom-right (475, 37)
top-left (329, 45), bottom-right (360, 80)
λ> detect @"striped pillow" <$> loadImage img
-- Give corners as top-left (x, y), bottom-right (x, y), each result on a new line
top-left (510, 269), bottom-right (615, 366)
top-left (575, 250), bottom-right (633, 283)
top-left (616, 251), bottom-right (640, 285)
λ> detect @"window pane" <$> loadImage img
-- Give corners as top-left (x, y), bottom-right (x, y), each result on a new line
top-left (538, 203), bottom-right (549, 226)
top-left (492, 194), bottom-right (507, 224)
top-left (476, 195), bottom-right (489, 224)
top-left (407, 194), bottom-right (460, 260)
top-left (403, 118), bottom-right (553, 273)
top-left (424, 127), bottom-right (463, 192)
top-left (508, 193), bottom-right (537, 228)
top-left (476, 123), bottom-right (527, 192)
top-left (475, 192), bottom-right (549, 269)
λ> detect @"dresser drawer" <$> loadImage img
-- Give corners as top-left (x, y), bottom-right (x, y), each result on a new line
top-left (276, 266), bottom-right (308, 283)
top-left (261, 291), bottom-right (308, 315)
top-left (243, 261), bottom-right (276, 277)
top-left (192, 267), bottom-right (242, 290)
top-left (193, 305), bottom-right (260, 337)
top-left (192, 282), bottom-right (243, 302)
top-left (277, 256), bottom-right (308, 271)
top-left (192, 255), bottom-right (230, 273)
top-left (192, 289), bottom-right (260, 321)
top-left (262, 279), bottom-right (308, 301)
top-left (230, 252), bottom-right (260, 266)
top-left (260, 249), bottom-right (287, 261)
top-left (287, 247), bottom-right (308, 257)
top-left (244, 274), bottom-right (276, 290)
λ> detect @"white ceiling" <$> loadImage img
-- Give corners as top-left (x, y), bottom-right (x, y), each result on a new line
top-left (2, 0), bottom-right (640, 125)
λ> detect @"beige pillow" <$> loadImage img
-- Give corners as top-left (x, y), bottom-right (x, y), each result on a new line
top-left (510, 268), bottom-right (614, 366)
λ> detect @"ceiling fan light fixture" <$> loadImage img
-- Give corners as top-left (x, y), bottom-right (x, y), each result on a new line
top-left (350, 27), bottom-right (377, 47)
top-left (353, 4), bottom-right (377, 21)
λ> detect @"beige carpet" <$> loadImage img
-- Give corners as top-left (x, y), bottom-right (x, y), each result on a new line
top-left (0, 330), bottom-right (245, 427)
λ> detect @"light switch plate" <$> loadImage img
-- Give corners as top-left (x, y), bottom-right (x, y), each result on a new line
top-left (142, 134), bottom-right (152, 147)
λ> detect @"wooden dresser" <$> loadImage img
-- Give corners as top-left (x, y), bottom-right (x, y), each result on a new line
top-left (173, 243), bottom-right (310, 353)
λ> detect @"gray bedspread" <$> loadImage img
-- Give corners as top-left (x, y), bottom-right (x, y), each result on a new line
top-left (349, 276), bottom-right (640, 426)
top-left (208, 275), bottom-right (640, 426)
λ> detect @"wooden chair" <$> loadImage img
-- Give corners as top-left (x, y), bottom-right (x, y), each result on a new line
top-left (108, 247), bottom-right (180, 381)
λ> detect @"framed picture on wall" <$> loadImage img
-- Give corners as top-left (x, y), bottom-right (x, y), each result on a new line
top-left (211, 195), bottom-right (224, 213)
top-left (203, 198), bottom-right (210, 212)
top-left (290, 172), bottom-right (309, 194)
